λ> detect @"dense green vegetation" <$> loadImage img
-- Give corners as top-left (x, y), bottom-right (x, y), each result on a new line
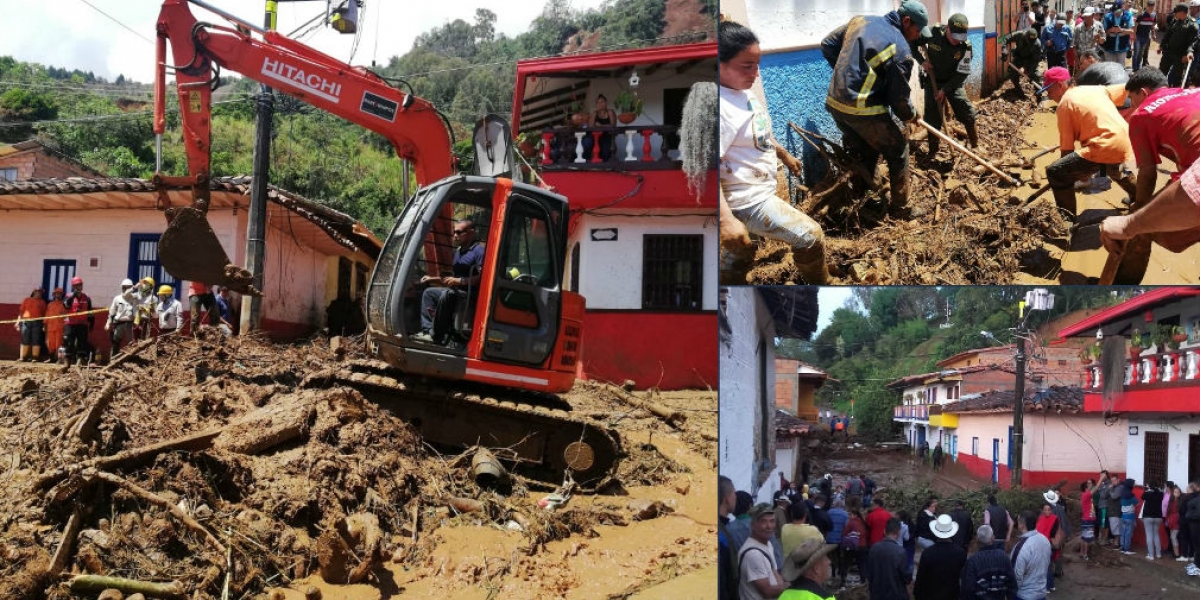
top-left (778, 288), bottom-right (1137, 441)
top-left (0, 0), bottom-right (714, 236)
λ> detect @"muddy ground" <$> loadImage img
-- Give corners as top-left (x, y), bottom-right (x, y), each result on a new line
top-left (0, 332), bottom-right (716, 599)
top-left (742, 57), bottom-right (1200, 285)
top-left (802, 435), bottom-right (1200, 600)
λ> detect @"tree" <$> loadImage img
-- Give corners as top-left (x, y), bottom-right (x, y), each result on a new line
top-left (0, 88), bottom-right (58, 143)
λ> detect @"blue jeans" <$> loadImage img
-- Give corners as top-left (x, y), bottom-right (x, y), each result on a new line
top-left (1045, 560), bottom-right (1055, 590)
top-left (1121, 517), bottom-right (1135, 551)
top-left (1132, 37), bottom-right (1151, 70)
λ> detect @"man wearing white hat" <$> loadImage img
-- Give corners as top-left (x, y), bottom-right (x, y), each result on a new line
top-left (913, 514), bottom-right (968, 600)
top-left (778, 538), bottom-right (838, 600)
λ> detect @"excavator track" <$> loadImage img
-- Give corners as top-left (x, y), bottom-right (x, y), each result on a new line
top-left (326, 359), bottom-right (622, 491)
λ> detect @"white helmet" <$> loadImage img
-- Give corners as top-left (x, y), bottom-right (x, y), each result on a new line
top-left (120, 278), bottom-right (134, 287)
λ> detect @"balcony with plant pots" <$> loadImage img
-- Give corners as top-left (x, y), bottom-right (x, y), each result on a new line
top-left (511, 41), bottom-right (716, 210)
top-left (1058, 288), bottom-right (1200, 414)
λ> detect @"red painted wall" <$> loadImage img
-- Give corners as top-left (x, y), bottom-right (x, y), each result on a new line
top-left (543, 170), bottom-right (717, 211)
top-left (956, 451), bottom-right (1105, 492)
top-left (1084, 387), bottom-right (1200, 413)
top-left (579, 310), bottom-right (716, 390)
top-left (0, 302), bottom-right (312, 360)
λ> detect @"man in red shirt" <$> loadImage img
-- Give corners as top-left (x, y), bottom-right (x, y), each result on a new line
top-left (1100, 66), bottom-right (1200, 274)
top-left (865, 497), bottom-right (894, 547)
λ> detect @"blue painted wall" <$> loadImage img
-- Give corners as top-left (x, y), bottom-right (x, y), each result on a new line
top-left (758, 29), bottom-right (985, 185)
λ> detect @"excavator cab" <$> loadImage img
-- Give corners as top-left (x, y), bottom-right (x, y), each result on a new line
top-left (365, 176), bottom-right (583, 394)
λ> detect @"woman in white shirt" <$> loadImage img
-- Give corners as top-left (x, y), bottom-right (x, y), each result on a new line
top-left (718, 21), bottom-right (829, 284)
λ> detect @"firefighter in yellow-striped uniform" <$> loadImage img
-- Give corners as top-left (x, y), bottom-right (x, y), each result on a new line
top-left (777, 538), bottom-right (838, 600)
top-left (822, 0), bottom-right (929, 211)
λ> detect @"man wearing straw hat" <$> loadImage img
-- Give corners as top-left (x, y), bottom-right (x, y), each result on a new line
top-left (778, 538), bottom-right (838, 600)
top-left (914, 514), bottom-right (968, 600)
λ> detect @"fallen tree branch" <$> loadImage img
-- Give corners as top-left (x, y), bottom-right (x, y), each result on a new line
top-left (49, 505), bottom-right (84, 576)
top-left (38, 428), bottom-right (224, 492)
top-left (101, 337), bottom-right (157, 372)
top-left (602, 384), bottom-right (685, 429)
top-left (93, 469), bottom-right (228, 559)
top-left (69, 574), bottom-right (185, 597)
top-left (73, 381), bottom-right (118, 442)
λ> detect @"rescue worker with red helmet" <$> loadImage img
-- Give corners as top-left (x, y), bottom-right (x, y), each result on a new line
top-left (62, 276), bottom-right (95, 365)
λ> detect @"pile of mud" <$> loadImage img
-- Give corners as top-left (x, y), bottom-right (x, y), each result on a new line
top-left (0, 332), bottom-right (691, 599)
top-left (749, 80), bottom-right (1070, 284)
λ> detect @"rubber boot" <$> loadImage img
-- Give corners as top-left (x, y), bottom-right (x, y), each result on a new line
top-left (928, 133), bottom-right (940, 158)
top-left (792, 239), bottom-right (830, 284)
top-left (1052, 186), bottom-right (1078, 222)
top-left (890, 167), bottom-right (911, 211)
top-left (967, 123), bottom-right (979, 149)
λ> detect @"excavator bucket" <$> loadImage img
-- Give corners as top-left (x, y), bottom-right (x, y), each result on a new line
top-left (160, 206), bottom-right (260, 296)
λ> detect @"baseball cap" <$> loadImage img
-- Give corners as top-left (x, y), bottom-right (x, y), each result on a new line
top-left (1037, 66), bottom-right (1071, 94)
top-left (748, 502), bottom-right (775, 521)
top-left (1083, 6), bottom-right (1097, 16)
top-left (1191, 0), bottom-right (1200, 7)
top-left (1112, 0), bottom-right (1124, 8)
top-left (948, 13), bottom-right (969, 41)
top-left (897, 0), bottom-right (932, 37)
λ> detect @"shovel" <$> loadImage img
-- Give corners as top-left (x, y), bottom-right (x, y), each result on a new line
top-left (918, 119), bottom-right (1021, 186)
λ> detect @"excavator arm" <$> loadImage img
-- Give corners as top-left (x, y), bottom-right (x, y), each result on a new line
top-left (153, 0), bottom-right (456, 293)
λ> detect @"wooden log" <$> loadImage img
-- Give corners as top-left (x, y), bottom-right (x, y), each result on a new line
top-left (37, 428), bottom-right (224, 491)
top-left (602, 384), bottom-right (685, 428)
top-left (918, 119), bottom-right (1020, 186)
top-left (101, 337), bottom-right (157, 372)
top-left (93, 470), bottom-right (227, 559)
top-left (214, 393), bottom-right (315, 455)
top-left (69, 575), bottom-right (185, 598)
top-left (49, 506), bottom-right (84, 576)
top-left (73, 381), bottom-right (118, 441)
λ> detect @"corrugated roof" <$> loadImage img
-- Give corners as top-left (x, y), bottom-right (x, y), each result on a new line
top-left (775, 409), bottom-right (811, 437)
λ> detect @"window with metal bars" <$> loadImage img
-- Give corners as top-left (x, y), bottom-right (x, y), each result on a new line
top-left (1144, 431), bottom-right (1168, 487)
top-left (641, 234), bottom-right (702, 310)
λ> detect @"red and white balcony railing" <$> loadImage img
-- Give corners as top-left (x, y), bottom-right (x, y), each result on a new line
top-left (1082, 348), bottom-right (1200, 390)
top-left (537, 124), bottom-right (681, 170)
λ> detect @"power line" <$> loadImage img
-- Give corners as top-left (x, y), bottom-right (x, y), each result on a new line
top-left (76, 0), bottom-right (156, 46)
top-left (0, 97), bottom-right (253, 128)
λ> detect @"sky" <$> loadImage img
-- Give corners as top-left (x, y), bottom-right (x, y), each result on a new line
top-left (816, 286), bottom-right (856, 334)
top-left (2, 0), bottom-right (607, 84)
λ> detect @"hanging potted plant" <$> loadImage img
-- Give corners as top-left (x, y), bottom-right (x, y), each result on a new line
top-left (1172, 325), bottom-right (1189, 344)
top-left (1079, 346), bottom-right (1093, 365)
top-left (1129, 328), bottom-right (1146, 358)
top-left (614, 90), bottom-right (643, 124)
top-left (516, 132), bottom-right (540, 159)
top-left (567, 95), bottom-right (587, 127)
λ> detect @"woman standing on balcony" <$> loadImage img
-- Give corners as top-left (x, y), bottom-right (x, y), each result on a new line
top-left (717, 20), bottom-right (829, 284)
top-left (588, 94), bottom-right (615, 161)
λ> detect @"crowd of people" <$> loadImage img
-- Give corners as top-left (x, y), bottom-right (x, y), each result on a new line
top-left (719, 1), bottom-right (1200, 283)
top-left (719, 467), bottom-right (1200, 599)
top-left (11, 277), bottom-right (237, 365)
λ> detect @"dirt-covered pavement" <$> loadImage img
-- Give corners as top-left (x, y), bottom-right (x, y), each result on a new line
top-left (0, 332), bottom-right (716, 599)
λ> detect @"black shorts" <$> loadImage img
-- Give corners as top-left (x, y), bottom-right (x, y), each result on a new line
top-left (20, 321), bottom-right (44, 346)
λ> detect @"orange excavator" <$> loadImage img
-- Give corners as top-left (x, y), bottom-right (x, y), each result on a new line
top-left (153, 0), bottom-right (619, 488)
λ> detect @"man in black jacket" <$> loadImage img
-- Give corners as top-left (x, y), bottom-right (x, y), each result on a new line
top-left (949, 499), bottom-right (975, 552)
top-left (983, 494), bottom-right (1014, 551)
top-left (914, 514), bottom-right (967, 600)
top-left (866, 517), bottom-right (913, 600)
top-left (960, 524), bottom-right (1018, 600)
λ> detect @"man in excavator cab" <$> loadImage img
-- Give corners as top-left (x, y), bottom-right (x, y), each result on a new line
top-left (414, 217), bottom-right (485, 345)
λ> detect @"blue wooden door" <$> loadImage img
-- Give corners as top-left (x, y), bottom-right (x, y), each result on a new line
top-left (128, 234), bottom-right (179, 299)
top-left (992, 438), bottom-right (1000, 484)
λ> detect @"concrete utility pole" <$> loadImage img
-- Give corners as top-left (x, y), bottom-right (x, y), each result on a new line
top-left (1012, 330), bottom-right (1026, 487)
top-left (240, 0), bottom-right (278, 335)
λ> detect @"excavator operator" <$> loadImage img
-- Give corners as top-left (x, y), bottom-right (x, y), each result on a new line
top-left (414, 218), bottom-right (485, 344)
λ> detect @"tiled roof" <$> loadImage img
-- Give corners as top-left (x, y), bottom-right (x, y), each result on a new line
top-left (941, 385), bottom-right (1085, 414)
top-left (775, 409), bottom-right (812, 437)
top-left (0, 176), bottom-right (381, 258)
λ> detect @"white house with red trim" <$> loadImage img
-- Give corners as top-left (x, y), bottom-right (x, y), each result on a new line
top-left (0, 176), bottom-right (379, 359)
top-left (511, 41), bottom-right (717, 390)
